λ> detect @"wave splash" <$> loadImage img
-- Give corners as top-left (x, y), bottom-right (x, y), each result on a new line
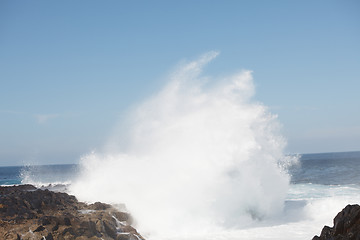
top-left (71, 52), bottom-right (292, 238)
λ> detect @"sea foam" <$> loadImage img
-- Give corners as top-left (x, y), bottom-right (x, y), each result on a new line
top-left (71, 52), bottom-right (292, 238)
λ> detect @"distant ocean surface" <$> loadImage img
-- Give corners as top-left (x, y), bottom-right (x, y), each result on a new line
top-left (2, 151), bottom-right (359, 188)
top-left (0, 164), bottom-right (79, 187)
top-left (1, 151), bottom-right (360, 239)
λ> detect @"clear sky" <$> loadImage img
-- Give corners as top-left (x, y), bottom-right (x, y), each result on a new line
top-left (1, 0), bottom-right (359, 166)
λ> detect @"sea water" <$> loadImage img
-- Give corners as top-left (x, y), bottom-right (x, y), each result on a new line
top-left (0, 164), bottom-right (79, 190)
top-left (1, 152), bottom-right (359, 239)
top-left (1, 53), bottom-right (359, 239)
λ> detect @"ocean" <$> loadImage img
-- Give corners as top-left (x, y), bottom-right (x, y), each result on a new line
top-left (0, 164), bottom-right (79, 188)
top-left (1, 54), bottom-right (359, 239)
top-left (1, 151), bottom-right (359, 240)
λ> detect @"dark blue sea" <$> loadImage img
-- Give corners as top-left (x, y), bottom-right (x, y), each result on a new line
top-left (0, 164), bottom-right (79, 186)
top-left (1, 151), bottom-right (360, 239)
top-left (2, 151), bottom-right (359, 187)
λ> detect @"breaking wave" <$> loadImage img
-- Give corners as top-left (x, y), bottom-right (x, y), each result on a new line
top-left (71, 52), bottom-right (293, 238)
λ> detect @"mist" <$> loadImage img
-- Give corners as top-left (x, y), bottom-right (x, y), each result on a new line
top-left (70, 52), bottom-right (291, 238)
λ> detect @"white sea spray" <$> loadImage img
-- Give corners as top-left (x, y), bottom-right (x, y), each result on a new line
top-left (71, 52), bottom-right (293, 238)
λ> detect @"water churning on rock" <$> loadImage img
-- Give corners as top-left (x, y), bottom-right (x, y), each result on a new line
top-left (71, 52), bottom-right (292, 239)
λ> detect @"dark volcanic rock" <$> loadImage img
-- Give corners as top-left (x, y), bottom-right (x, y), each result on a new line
top-left (45, 233), bottom-right (54, 240)
top-left (64, 216), bottom-right (72, 226)
top-left (313, 204), bottom-right (360, 240)
top-left (0, 185), bottom-right (144, 240)
top-left (90, 201), bottom-right (112, 210)
top-left (33, 225), bottom-right (45, 232)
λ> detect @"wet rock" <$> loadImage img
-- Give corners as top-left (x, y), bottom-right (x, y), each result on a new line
top-left (46, 232), bottom-right (54, 240)
top-left (313, 204), bottom-right (360, 240)
top-left (38, 215), bottom-right (52, 225)
top-left (0, 185), bottom-right (145, 240)
top-left (117, 233), bottom-right (138, 240)
top-left (62, 227), bottom-right (76, 236)
top-left (90, 202), bottom-right (112, 210)
top-left (33, 225), bottom-right (45, 232)
top-left (52, 222), bottom-right (59, 231)
top-left (112, 211), bottom-right (131, 222)
top-left (103, 219), bottom-right (118, 239)
top-left (64, 216), bottom-right (72, 226)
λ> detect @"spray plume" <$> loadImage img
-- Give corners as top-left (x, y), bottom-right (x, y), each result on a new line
top-left (71, 52), bottom-right (291, 239)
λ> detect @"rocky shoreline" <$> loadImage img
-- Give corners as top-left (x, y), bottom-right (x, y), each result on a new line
top-left (313, 204), bottom-right (360, 240)
top-left (1, 184), bottom-right (359, 240)
top-left (0, 185), bottom-right (144, 240)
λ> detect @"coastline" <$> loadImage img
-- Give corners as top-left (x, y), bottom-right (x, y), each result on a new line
top-left (1, 185), bottom-right (360, 239)
top-left (0, 184), bottom-right (144, 240)
top-left (312, 204), bottom-right (360, 240)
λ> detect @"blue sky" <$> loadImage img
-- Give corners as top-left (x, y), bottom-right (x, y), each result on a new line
top-left (1, 1), bottom-right (359, 166)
